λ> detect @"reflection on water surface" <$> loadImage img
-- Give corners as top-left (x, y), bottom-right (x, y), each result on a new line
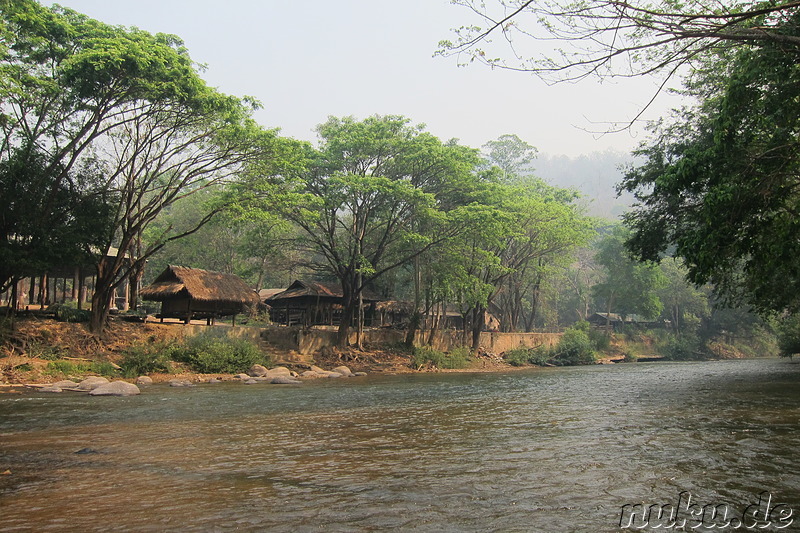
top-left (1, 359), bottom-right (798, 531)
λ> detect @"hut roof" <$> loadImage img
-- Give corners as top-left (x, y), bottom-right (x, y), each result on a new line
top-left (258, 288), bottom-right (286, 300)
top-left (266, 280), bottom-right (379, 303)
top-left (141, 265), bottom-right (259, 305)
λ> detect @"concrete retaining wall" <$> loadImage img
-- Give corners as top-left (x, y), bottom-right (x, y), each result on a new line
top-left (174, 324), bottom-right (561, 356)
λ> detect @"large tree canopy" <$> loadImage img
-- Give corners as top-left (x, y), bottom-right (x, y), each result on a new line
top-left (620, 9), bottom-right (800, 314)
top-left (0, 0), bottom-right (289, 333)
top-left (244, 115), bottom-right (484, 347)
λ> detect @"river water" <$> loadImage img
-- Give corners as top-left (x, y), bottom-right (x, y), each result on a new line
top-left (1, 359), bottom-right (798, 532)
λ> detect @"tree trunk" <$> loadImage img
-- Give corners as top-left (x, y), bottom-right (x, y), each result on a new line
top-left (405, 310), bottom-right (421, 347)
top-left (470, 305), bottom-right (485, 353)
top-left (89, 285), bottom-right (114, 336)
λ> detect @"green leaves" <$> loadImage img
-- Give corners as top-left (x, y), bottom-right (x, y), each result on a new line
top-left (622, 12), bottom-right (800, 314)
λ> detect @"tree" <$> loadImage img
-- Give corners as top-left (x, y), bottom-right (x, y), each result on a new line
top-left (439, 1), bottom-right (800, 81)
top-left (0, 1), bottom-right (292, 333)
top-left (0, 147), bottom-right (113, 296)
top-left (482, 134), bottom-right (537, 178)
top-left (620, 12), bottom-right (800, 315)
top-left (247, 115), bottom-right (482, 347)
top-left (593, 225), bottom-right (666, 321)
top-left (657, 258), bottom-right (709, 336)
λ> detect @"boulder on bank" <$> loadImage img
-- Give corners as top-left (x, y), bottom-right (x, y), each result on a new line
top-left (39, 385), bottom-right (63, 393)
top-left (51, 380), bottom-right (80, 389)
top-left (265, 366), bottom-right (292, 378)
top-left (77, 376), bottom-right (110, 391)
top-left (332, 365), bottom-right (353, 376)
top-left (270, 376), bottom-right (301, 385)
top-left (88, 381), bottom-right (140, 396)
top-left (135, 376), bottom-right (153, 386)
top-left (247, 364), bottom-right (269, 377)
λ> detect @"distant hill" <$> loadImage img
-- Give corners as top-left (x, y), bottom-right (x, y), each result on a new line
top-left (532, 150), bottom-right (637, 220)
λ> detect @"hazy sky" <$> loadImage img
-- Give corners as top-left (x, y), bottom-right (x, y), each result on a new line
top-left (53, 0), bottom-right (686, 157)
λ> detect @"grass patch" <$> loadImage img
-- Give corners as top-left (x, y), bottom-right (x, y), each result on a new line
top-left (44, 360), bottom-right (119, 378)
top-left (411, 346), bottom-right (472, 370)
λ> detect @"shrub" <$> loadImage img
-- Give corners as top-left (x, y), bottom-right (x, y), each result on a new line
top-left (48, 302), bottom-right (91, 323)
top-left (660, 335), bottom-right (708, 361)
top-left (411, 346), bottom-right (471, 369)
top-left (120, 341), bottom-right (176, 377)
top-left (175, 331), bottom-right (270, 374)
top-left (587, 328), bottom-right (611, 351)
top-left (504, 347), bottom-right (533, 366)
top-left (551, 327), bottom-right (596, 365)
top-left (622, 349), bottom-right (638, 362)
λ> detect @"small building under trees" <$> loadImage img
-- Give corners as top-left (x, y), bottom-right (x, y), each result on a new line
top-left (265, 280), bottom-right (380, 327)
top-left (141, 265), bottom-right (258, 324)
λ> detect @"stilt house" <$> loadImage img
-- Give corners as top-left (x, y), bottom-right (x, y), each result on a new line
top-left (141, 265), bottom-right (258, 324)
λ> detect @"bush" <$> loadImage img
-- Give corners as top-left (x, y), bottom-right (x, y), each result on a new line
top-left (174, 331), bottom-right (270, 374)
top-left (120, 341), bottom-right (177, 377)
top-left (504, 347), bottom-right (533, 366)
top-left (587, 328), bottom-right (611, 351)
top-left (660, 335), bottom-right (708, 361)
top-left (48, 302), bottom-right (91, 323)
top-left (551, 327), bottom-right (596, 366)
top-left (411, 346), bottom-right (471, 369)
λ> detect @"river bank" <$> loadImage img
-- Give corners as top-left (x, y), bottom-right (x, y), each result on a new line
top-left (0, 314), bottom-right (755, 389)
top-left (0, 316), bottom-right (527, 389)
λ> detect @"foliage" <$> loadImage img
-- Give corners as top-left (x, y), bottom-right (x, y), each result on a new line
top-left (119, 341), bottom-right (177, 377)
top-left (503, 346), bottom-right (534, 366)
top-left (621, 11), bottom-right (800, 315)
top-left (48, 303), bottom-right (91, 323)
top-left (411, 346), bottom-right (472, 369)
top-left (482, 134), bottom-right (537, 178)
top-left (503, 326), bottom-right (596, 366)
top-left (550, 327), bottom-right (596, 366)
top-left (172, 331), bottom-right (269, 374)
top-left (659, 334), bottom-right (709, 361)
top-left (244, 114), bottom-right (483, 346)
top-left (0, 0), bottom-right (293, 334)
top-left (45, 360), bottom-right (119, 378)
top-left (776, 314), bottom-right (800, 357)
top-left (593, 225), bottom-right (666, 320)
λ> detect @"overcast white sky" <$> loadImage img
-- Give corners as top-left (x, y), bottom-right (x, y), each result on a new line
top-left (53, 0), bottom-right (686, 157)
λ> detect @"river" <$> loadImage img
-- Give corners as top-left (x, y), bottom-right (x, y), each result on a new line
top-left (1, 359), bottom-right (798, 532)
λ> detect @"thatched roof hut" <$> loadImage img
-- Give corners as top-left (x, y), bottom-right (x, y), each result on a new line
top-left (141, 265), bottom-right (258, 324)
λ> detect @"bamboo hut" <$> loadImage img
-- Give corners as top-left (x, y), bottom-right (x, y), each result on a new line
top-left (141, 265), bottom-right (259, 325)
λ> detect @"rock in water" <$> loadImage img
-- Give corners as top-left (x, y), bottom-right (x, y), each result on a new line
top-left (77, 376), bottom-right (110, 391)
top-left (270, 376), bottom-right (301, 385)
top-left (88, 381), bottom-right (141, 396)
top-left (135, 376), bottom-right (153, 385)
